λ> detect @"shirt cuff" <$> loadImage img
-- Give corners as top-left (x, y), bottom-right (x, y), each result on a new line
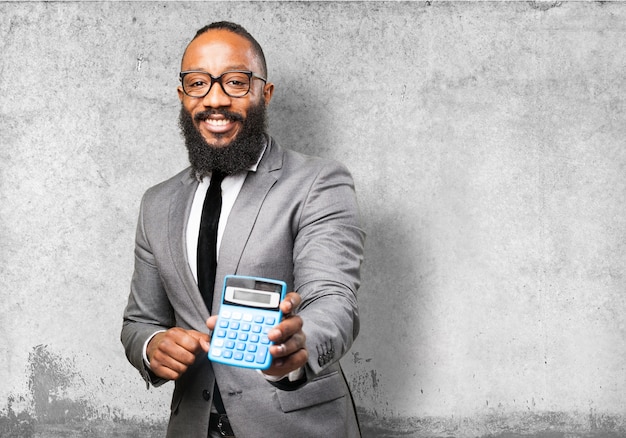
top-left (258, 367), bottom-right (305, 382)
top-left (142, 330), bottom-right (167, 370)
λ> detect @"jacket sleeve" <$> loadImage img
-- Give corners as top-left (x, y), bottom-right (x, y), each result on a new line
top-left (120, 191), bottom-right (175, 387)
top-left (292, 160), bottom-right (365, 377)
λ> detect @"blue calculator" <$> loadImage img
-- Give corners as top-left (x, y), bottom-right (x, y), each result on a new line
top-left (208, 275), bottom-right (287, 370)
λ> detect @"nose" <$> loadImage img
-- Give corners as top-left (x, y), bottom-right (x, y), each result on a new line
top-left (202, 81), bottom-right (232, 108)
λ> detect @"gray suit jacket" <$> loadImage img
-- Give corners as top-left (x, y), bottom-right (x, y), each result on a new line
top-left (121, 137), bottom-right (365, 437)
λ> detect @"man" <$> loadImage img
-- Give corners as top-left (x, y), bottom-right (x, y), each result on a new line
top-left (121, 21), bottom-right (365, 438)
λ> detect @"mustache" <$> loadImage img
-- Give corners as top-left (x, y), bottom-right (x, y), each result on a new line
top-left (194, 109), bottom-right (244, 123)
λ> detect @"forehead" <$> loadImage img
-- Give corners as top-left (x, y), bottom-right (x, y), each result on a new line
top-left (181, 29), bottom-right (261, 73)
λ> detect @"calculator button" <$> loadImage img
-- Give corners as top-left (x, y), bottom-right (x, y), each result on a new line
top-left (213, 339), bottom-right (224, 348)
top-left (213, 303), bottom-right (284, 368)
top-left (256, 346), bottom-right (268, 363)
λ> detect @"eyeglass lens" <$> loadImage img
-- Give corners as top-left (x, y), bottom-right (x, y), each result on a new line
top-left (182, 72), bottom-right (252, 98)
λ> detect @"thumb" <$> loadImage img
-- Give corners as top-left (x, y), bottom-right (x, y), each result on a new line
top-left (188, 330), bottom-right (211, 353)
top-left (206, 315), bottom-right (218, 331)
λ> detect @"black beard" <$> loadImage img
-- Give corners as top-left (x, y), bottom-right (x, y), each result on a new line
top-left (178, 101), bottom-right (267, 176)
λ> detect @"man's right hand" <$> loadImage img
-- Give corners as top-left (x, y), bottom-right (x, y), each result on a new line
top-left (146, 327), bottom-right (210, 380)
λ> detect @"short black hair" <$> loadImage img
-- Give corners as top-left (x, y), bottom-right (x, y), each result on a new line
top-left (192, 21), bottom-right (268, 77)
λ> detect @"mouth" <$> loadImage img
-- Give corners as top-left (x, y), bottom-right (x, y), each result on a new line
top-left (196, 111), bottom-right (243, 136)
top-left (203, 117), bottom-right (235, 134)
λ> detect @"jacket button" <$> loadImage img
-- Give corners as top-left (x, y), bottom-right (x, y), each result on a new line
top-left (202, 389), bottom-right (211, 401)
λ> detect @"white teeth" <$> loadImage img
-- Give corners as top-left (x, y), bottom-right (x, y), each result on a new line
top-left (206, 119), bottom-right (231, 126)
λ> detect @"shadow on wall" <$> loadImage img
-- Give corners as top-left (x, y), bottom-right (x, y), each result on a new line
top-left (266, 70), bottom-right (337, 157)
top-left (351, 206), bottom-right (431, 436)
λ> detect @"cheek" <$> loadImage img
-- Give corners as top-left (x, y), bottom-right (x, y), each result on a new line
top-left (181, 99), bottom-right (199, 115)
top-left (229, 100), bottom-right (251, 117)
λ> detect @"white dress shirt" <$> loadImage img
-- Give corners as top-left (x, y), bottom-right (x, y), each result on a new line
top-left (186, 168), bottom-right (251, 283)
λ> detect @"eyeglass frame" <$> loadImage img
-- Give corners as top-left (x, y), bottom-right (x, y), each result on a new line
top-left (179, 70), bottom-right (268, 98)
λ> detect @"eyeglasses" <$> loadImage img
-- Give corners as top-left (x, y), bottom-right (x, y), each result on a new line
top-left (179, 70), bottom-right (267, 98)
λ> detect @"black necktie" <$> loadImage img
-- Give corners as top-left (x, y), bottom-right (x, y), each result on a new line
top-left (197, 170), bottom-right (225, 313)
top-left (197, 171), bottom-right (229, 418)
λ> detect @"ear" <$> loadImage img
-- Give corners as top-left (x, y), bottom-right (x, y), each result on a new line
top-left (263, 82), bottom-right (275, 106)
top-left (177, 85), bottom-right (184, 102)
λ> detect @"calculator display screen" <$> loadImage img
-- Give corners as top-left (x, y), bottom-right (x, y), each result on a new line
top-left (233, 288), bottom-right (273, 305)
top-left (224, 285), bottom-right (281, 309)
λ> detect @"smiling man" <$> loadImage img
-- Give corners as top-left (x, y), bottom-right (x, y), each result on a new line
top-left (177, 27), bottom-right (272, 175)
top-left (121, 22), bottom-right (365, 438)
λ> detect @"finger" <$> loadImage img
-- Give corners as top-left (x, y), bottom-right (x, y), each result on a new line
top-left (157, 334), bottom-right (199, 365)
top-left (267, 348), bottom-right (309, 375)
top-left (268, 315), bottom-right (303, 343)
top-left (280, 292), bottom-right (301, 315)
top-left (171, 330), bottom-right (207, 355)
top-left (187, 330), bottom-right (211, 352)
top-left (151, 328), bottom-right (205, 364)
top-left (149, 362), bottom-right (182, 381)
top-left (270, 331), bottom-right (306, 357)
top-left (205, 315), bottom-right (218, 331)
top-left (147, 328), bottom-right (208, 381)
top-left (150, 342), bottom-right (195, 380)
top-left (151, 348), bottom-right (192, 376)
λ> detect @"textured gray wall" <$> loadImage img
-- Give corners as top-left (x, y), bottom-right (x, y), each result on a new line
top-left (1, 1), bottom-right (625, 437)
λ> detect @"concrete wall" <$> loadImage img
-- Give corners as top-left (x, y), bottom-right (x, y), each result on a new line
top-left (1, 1), bottom-right (625, 437)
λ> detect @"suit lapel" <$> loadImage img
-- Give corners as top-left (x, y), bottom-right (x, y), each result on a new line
top-left (214, 139), bottom-right (284, 307)
top-left (168, 169), bottom-right (211, 321)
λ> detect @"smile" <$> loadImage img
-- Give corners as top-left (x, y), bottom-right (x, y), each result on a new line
top-left (199, 116), bottom-right (240, 136)
top-left (205, 118), bottom-right (232, 127)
